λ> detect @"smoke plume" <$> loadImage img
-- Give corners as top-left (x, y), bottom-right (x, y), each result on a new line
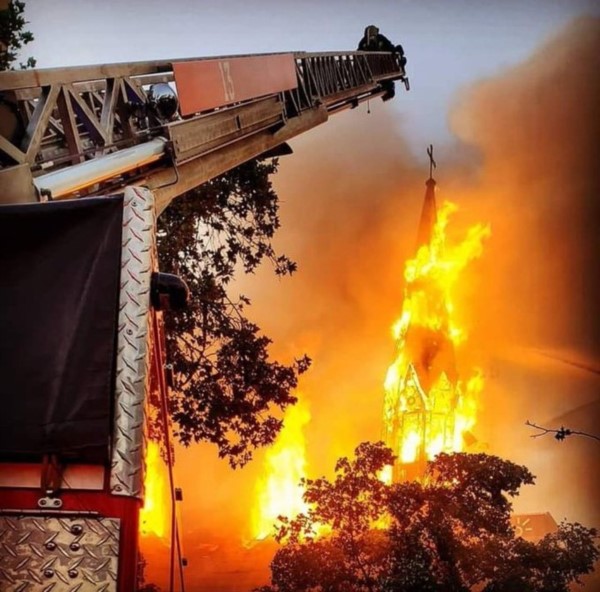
top-left (173, 17), bottom-right (600, 590)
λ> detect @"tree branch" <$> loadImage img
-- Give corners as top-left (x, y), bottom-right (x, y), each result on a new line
top-left (525, 420), bottom-right (600, 442)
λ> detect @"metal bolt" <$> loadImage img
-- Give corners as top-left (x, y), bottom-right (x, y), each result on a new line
top-left (69, 542), bottom-right (81, 552)
top-left (70, 524), bottom-right (83, 536)
top-left (68, 569), bottom-right (79, 579)
top-left (43, 568), bottom-right (54, 578)
top-left (39, 498), bottom-right (47, 506)
top-left (45, 541), bottom-right (57, 551)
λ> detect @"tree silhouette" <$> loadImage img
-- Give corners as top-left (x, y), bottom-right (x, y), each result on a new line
top-left (1, 2), bottom-right (307, 469)
top-left (0, 0), bottom-right (36, 71)
top-left (157, 159), bottom-right (310, 467)
top-left (258, 443), bottom-right (599, 592)
top-left (526, 420), bottom-right (600, 443)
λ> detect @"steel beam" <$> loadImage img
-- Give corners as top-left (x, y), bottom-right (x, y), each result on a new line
top-left (149, 106), bottom-right (328, 214)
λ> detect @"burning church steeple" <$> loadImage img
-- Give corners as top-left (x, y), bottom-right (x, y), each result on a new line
top-left (416, 145), bottom-right (438, 248)
top-left (382, 146), bottom-right (489, 482)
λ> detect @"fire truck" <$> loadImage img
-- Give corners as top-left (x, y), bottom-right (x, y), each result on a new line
top-left (0, 47), bottom-right (407, 591)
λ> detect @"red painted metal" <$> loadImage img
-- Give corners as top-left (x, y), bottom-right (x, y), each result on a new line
top-left (173, 54), bottom-right (297, 115)
top-left (0, 488), bottom-right (141, 591)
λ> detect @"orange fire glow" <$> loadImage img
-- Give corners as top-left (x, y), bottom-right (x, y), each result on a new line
top-left (251, 399), bottom-right (310, 540)
top-left (140, 440), bottom-right (171, 540)
top-left (251, 196), bottom-right (490, 528)
top-left (383, 200), bottom-right (490, 477)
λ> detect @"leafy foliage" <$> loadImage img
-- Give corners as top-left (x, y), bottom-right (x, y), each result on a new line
top-left (157, 159), bottom-right (310, 467)
top-left (0, 0), bottom-right (36, 71)
top-left (259, 444), bottom-right (599, 592)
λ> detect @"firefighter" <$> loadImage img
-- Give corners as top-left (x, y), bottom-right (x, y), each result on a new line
top-left (357, 25), bottom-right (407, 101)
top-left (358, 25), bottom-right (407, 66)
top-left (359, 25), bottom-right (392, 51)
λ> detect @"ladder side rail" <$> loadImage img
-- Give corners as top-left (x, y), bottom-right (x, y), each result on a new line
top-left (309, 56), bottom-right (325, 98)
top-left (0, 50), bottom-right (403, 95)
top-left (299, 56), bottom-right (319, 106)
top-left (337, 55), bottom-right (353, 93)
top-left (334, 55), bottom-right (347, 91)
top-left (0, 51), bottom-right (313, 92)
top-left (323, 56), bottom-right (333, 95)
top-left (327, 56), bottom-right (336, 94)
top-left (294, 51), bottom-right (393, 108)
top-left (297, 57), bottom-right (314, 109)
top-left (288, 57), bottom-right (313, 113)
top-left (353, 53), bottom-right (371, 85)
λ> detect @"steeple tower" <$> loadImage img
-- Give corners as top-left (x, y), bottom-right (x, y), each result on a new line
top-left (415, 145), bottom-right (437, 249)
top-left (383, 146), bottom-right (460, 482)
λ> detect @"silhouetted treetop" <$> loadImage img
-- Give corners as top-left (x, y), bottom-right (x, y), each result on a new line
top-left (258, 444), bottom-right (598, 592)
top-left (0, 1), bottom-right (36, 71)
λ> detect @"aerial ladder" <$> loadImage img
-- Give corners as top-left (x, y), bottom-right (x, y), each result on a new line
top-left (0, 50), bottom-right (407, 209)
top-left (0, 48), bottom-right (407, 591)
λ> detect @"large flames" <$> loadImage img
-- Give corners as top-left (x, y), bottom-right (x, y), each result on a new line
top-left (251, 399), bottom-right (310, 540)
top-left (251, 190), bottom-right (490, 530)
top-left (383, 198), bottom-right (490, 479)
top-left (140, 440), bottom-right (171, 540)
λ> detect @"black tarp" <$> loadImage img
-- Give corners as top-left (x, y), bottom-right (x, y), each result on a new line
top-left (0, 196), bottom-right (123, 462)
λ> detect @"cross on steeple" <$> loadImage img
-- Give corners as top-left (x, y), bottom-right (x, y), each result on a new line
top-left (427, 144), bottom-right (436, 180)
top-left (417, 144), bottom-right (438, 249)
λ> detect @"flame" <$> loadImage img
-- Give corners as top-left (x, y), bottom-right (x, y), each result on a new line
top-left (383, 200), bottom-right (490, 474)
top-left (140, 440), bottom-right (171, 539)
top-left (251, 399), bottom-right (310, 540)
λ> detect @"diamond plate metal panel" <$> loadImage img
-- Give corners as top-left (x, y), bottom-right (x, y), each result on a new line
top-left (0, 514), bottom-right (120, 591)
top-left (110, 186), bottom-right (156, 498)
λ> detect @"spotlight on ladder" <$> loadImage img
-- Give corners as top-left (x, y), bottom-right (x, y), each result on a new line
top-left (147, 83), bottom-right (179, 121)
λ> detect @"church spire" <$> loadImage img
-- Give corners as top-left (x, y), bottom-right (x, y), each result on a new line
top-left (416, 144), bottom-right (437, 249)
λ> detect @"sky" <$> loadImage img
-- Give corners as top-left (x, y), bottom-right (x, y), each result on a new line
top-left (22, 0), bottom-right (600, 155)
top-left (19, 2), bottom-right (600, 589)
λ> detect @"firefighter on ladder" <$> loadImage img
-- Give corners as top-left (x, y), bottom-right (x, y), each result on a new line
top-left (358, 25), bottom-right (407, 100)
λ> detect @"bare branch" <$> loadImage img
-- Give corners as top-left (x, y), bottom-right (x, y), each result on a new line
top-left (525, 420), bottom-right (600, 443)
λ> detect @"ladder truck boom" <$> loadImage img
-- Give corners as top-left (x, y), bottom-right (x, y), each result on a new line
top-left (0, 44), bottom-right (408, 592)
top-left (0, 50), bottom-right (407, 211)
